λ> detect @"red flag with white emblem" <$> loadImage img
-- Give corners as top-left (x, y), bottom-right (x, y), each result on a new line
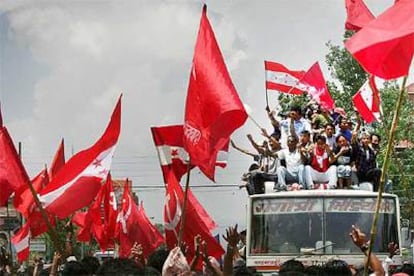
top-left (164, 172), bottom-right (224, 265)
top-left (103, 173), bottom-right (118, 247)
top-left (184, 5), bottom-right (247, 181)
top-left (39, 95), bottom-right (121, 219)
top-left (117, 182), bottom-right (164, 258)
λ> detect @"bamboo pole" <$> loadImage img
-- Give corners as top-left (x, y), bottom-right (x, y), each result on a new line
top-left (177, 160), bottom-right (192, 246)
top-left (364, 76), bottom-right (408, 275)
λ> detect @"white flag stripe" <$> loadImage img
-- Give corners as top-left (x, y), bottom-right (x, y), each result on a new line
top-left (266, 71), bottom-right (300, 86)
top-left (39, 146), bottom-right (115, 206)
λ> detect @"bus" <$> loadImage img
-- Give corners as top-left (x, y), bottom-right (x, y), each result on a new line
top-left (246, 190), bottom-right (403, 273)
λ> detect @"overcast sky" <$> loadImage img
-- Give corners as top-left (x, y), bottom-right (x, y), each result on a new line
top-left (0, 0), bottom-right (394, 232)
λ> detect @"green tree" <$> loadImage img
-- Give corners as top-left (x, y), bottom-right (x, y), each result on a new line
top-left (325, 32), bottom-right (414, 222)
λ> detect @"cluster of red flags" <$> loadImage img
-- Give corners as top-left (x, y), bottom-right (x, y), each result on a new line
top-left (6, 95), bottom-right (123, 261)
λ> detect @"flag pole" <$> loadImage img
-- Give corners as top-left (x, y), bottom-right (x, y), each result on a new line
top-left (27, 180), bottom-right (63, 253)
top-left (364, 75), bottom-right (408, 275)
top-left (177, 159), bottom-right (192, 246)
top-left (264, 60), bottom-right (269, 108)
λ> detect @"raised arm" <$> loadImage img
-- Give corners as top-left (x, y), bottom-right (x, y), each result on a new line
top-left (349, 225), bottom-right (385, 276)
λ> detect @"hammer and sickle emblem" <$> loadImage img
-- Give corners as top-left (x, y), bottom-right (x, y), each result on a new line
top-left (116, 195), bottom-right (132, 234)
top-left (164, 191), bottom-right (181, 238)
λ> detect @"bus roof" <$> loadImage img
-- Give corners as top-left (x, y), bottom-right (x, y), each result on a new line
top-left (250, 190), bottom-right (397, 198)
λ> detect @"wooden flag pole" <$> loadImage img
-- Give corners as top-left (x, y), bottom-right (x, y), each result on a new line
top-left (27, 179), bottom-right (63, 253)
top-left (264, 61), bottom-right (269, 109)
top-left (177, 159), bottom-right (192, 246)
top-left (364, 75), bottom-right (408, 275)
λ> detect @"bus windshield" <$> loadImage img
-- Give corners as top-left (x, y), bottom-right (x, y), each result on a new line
top-left (249, 196), bottom-right (398, 256)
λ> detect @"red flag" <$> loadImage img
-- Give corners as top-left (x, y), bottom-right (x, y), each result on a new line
top-left (184, 5), bottom-right (247, 181)
top-left (164, 172), bottom-right (224, 264)
top-left (345, 0), bottom-right (375, 31)
top-left (264, 61), bottom-right (306, 95)
top-left (0, 106), bottom-right (30, 206)
top-left (103, 173), bottom-right (118, 247)
top-left (11, 223), bottom-right (30, 262)
top-left (352, 76), bottom-right (381, 124)
top-left (345, 0), bottom-right (414, 79)
top-left (28, 209), bottom-right (56, 238)
top-left (117, 183), bottom-right (164, 258)
top-left (151, 125), bottom-right (229, 183)
top-left (300, 62), bottom-right (335, 110)
top-left (14, 169), bottom-right (49, 218)
top-left (72, 185), bottom-right (107, 249)
top-left (49, 138), bottom-right (65, 180)
top-left (39, 95), bottom-right (122, 219)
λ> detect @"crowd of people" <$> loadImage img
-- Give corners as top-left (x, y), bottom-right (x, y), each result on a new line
top-left (233, 102), bottom-right (384, 194)
top-left (1, 224), bottom-right (413, 275)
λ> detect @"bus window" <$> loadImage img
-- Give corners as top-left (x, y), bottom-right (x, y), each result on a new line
top-left (325, 197), bottom-right (399, 254)
top-left (250, 197), bottom-right (323, 255)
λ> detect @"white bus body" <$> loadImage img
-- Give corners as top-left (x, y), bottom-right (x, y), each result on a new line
top-left (246, 190), bottom-right (402, 273)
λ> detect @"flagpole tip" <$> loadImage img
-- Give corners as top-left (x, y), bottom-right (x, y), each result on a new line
top-left (203, 4), bottom-right (207, 13)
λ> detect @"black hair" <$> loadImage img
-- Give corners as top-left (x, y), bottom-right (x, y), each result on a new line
top-left (96, 258), bottom-right (143, 276)
top-left (62, 261), bottom-right (88, 276)
top-left (370, 133), bottom-right (381, 142)
top-left (335, 134), bottom-right (348, 143)
top-left (321, 259), bottom-right (352, 276)
top-left (304, 265), bottom-right (323, 275)
top-left (314, 134), bottom-right (327, 143)
top-left (290, 105), bottom-right (302, 115)
top-left (146, 248), bottom-right (170, 274)
top-left (81, 256), bottom-right (100, 275)
top-left (279, 259), bottom-right (305, 274)
top-left (300, 130), bottom-right (311, 137)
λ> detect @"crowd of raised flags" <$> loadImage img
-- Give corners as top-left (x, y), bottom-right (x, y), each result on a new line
top-left (0, 0), bottom-right (413, 273)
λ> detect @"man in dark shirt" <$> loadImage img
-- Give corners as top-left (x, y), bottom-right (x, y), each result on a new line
top-left (352, 131), bottom-right (381, 191)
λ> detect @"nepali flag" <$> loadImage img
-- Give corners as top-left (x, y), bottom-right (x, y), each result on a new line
top-left (352, 76), bottom-right (381, 124)
top-left (264, 61), bottom-right (306, 95)
top-left (39, 95), bottom-right (121, 219)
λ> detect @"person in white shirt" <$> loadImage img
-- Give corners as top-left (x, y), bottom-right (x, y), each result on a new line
top-left (276, 135), bottom-right (307, 190)
top-left (274, 106), bottom-right (312, 149)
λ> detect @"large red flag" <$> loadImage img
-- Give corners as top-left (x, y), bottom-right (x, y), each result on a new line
top-left (11, 223), bottom-right (30, 262)
top-left (0, 106), bottom-right (30, 206)
top-left (345, 0), bottom-right (414, 79)
top-left (164, 172), bottom-right (224, 264)
top-left (49, 138), bottom-right (65, 180)
top-left (345, 0), bottom-right (375, 31)
top-left (352, 76), bottom-right (381, 124)
top-left (184, 5), bottom-right (247, 181)
top-left (264, 61), bottom-right (306, 95)
top-left (39, 95), bottom-right (122, 219)
top-left (300, 62), bottom-right (335, 110)
top-left (14, 169), bottom-right (49, 218)
top-left (117, 184), bottom-right (164, 258)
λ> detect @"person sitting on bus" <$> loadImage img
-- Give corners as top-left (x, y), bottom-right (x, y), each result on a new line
top-left (352, 131), bottom-right (381, 192)
top-left (276, 135), bottom-right (306, 190)
top-left (304, 134), bottom-right (337, 189)
top-left (332, 134), bottom-right (353, 189)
